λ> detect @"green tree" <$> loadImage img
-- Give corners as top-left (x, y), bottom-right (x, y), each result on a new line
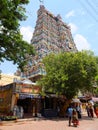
top-left (95, 56), bottom-right (98, 85)
top-left (0, 0), bottom-right (35, 70)
top-left (93, 87), bottom-right (98, 96)
top-left (38, 51), bottom-right (98, 99)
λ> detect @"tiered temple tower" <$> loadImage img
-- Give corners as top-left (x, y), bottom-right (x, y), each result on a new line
top-left (20, 5), bottom-right (77, 81)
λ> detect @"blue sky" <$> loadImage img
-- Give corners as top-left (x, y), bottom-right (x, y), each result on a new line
top-left (0, 0), bottom-right (98, 74)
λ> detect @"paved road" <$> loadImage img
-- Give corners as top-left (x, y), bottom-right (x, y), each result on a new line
top-left (0, 112), bottom-right (98, 130)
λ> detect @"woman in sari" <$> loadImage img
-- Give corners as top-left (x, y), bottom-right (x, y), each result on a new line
top-left (72, 108), bottom-right (79, 127)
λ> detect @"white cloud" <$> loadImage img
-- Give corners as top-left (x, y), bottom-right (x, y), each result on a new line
top-left (68, 23), bottom-right (78, 34)
top-left (20, 26), bottom-right (34, 43)
top-left (74, 34), bottom-right (91, 51)
top-left (65, 10), bottom-right (75, 18)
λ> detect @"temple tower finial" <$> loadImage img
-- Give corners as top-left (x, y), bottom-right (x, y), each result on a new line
top-left (39, 0), bottom-right (44, 5)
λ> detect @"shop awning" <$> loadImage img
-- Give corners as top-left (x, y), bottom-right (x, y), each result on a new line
top-left (78, 96), bottom-right (92, 102)
top-left (72, 98), bottom-right (81, 103)
top-left (92, 97), bottom-right (98, 102)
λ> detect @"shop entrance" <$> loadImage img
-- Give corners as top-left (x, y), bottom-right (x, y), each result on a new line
top-left (17, 98), bottom-right (33, 114)
top-left (41, 97), bottom-right (58, 117)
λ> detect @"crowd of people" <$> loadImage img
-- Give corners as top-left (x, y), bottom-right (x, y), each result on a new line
top-left (67, 104), bottom-right (81, 127)
top-left (67, 101), bottom-right (97, 127)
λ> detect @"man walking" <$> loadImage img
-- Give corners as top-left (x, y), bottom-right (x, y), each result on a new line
top-left (67, 104), bottom-right (73, 126)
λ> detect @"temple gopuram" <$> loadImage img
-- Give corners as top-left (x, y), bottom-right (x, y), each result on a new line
top-left (17, 5), bottom-right (77, 81)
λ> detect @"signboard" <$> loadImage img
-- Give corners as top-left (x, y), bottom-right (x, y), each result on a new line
top-left (19, 93), bottom-right (41, 99)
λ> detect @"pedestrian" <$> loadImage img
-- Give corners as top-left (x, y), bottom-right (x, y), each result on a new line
top-left (72, 108), bottom-right (79, 127)
top-left (94, 103), bottom-right (98, 118)
top-left (20, 106), bottom-right (24, 118)
top-left (76, 104), bottom-right (82, 118)
top-left (89, 105), bottom-right (94, 118)
top-left (67, 104), bottom-right (73, 126)
top-left (86, 103), bottom-right (90, 117)
top-left (13, 105), bottom-right (17, 116)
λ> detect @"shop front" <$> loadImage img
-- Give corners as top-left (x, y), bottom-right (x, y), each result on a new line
top-left (0, 79), bottom-right (69, 118)
top-left (11, 79), bottom-right (42, 118)
top-left (41, 93), bottom-right (68, 118)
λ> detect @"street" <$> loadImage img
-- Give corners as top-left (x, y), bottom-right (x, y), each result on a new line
top-left (0, 112), bottom-right (98, 130)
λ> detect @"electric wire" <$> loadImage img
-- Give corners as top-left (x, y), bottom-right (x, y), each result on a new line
top-left (86, 0), bottom-right (98, 15)
top-left (78, 0), bottom-right (98, 22)
top-left (93, 0), bottom-right (98, 7)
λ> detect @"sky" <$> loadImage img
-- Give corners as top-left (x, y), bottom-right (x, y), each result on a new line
top-left (0, 0), bottom-right (98, 75)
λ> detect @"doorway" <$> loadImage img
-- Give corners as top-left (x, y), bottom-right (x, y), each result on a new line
top-left (17, 98), bottom-right (33, 114)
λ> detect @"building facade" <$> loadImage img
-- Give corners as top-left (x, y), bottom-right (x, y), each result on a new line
top-left (0, 79), bottom-right (42, 117)
top-left (0, 73), bottom-right (20, 86)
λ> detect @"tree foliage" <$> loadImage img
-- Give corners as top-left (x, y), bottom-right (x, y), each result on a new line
top-left (93, 87), bottom-right (98, 96)
top-left (95, 56), bottom-right (98, 85)
top-left (0, 0), bottom-right (35, 70)
top-left (38, 51), bottom-right (98, 99)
